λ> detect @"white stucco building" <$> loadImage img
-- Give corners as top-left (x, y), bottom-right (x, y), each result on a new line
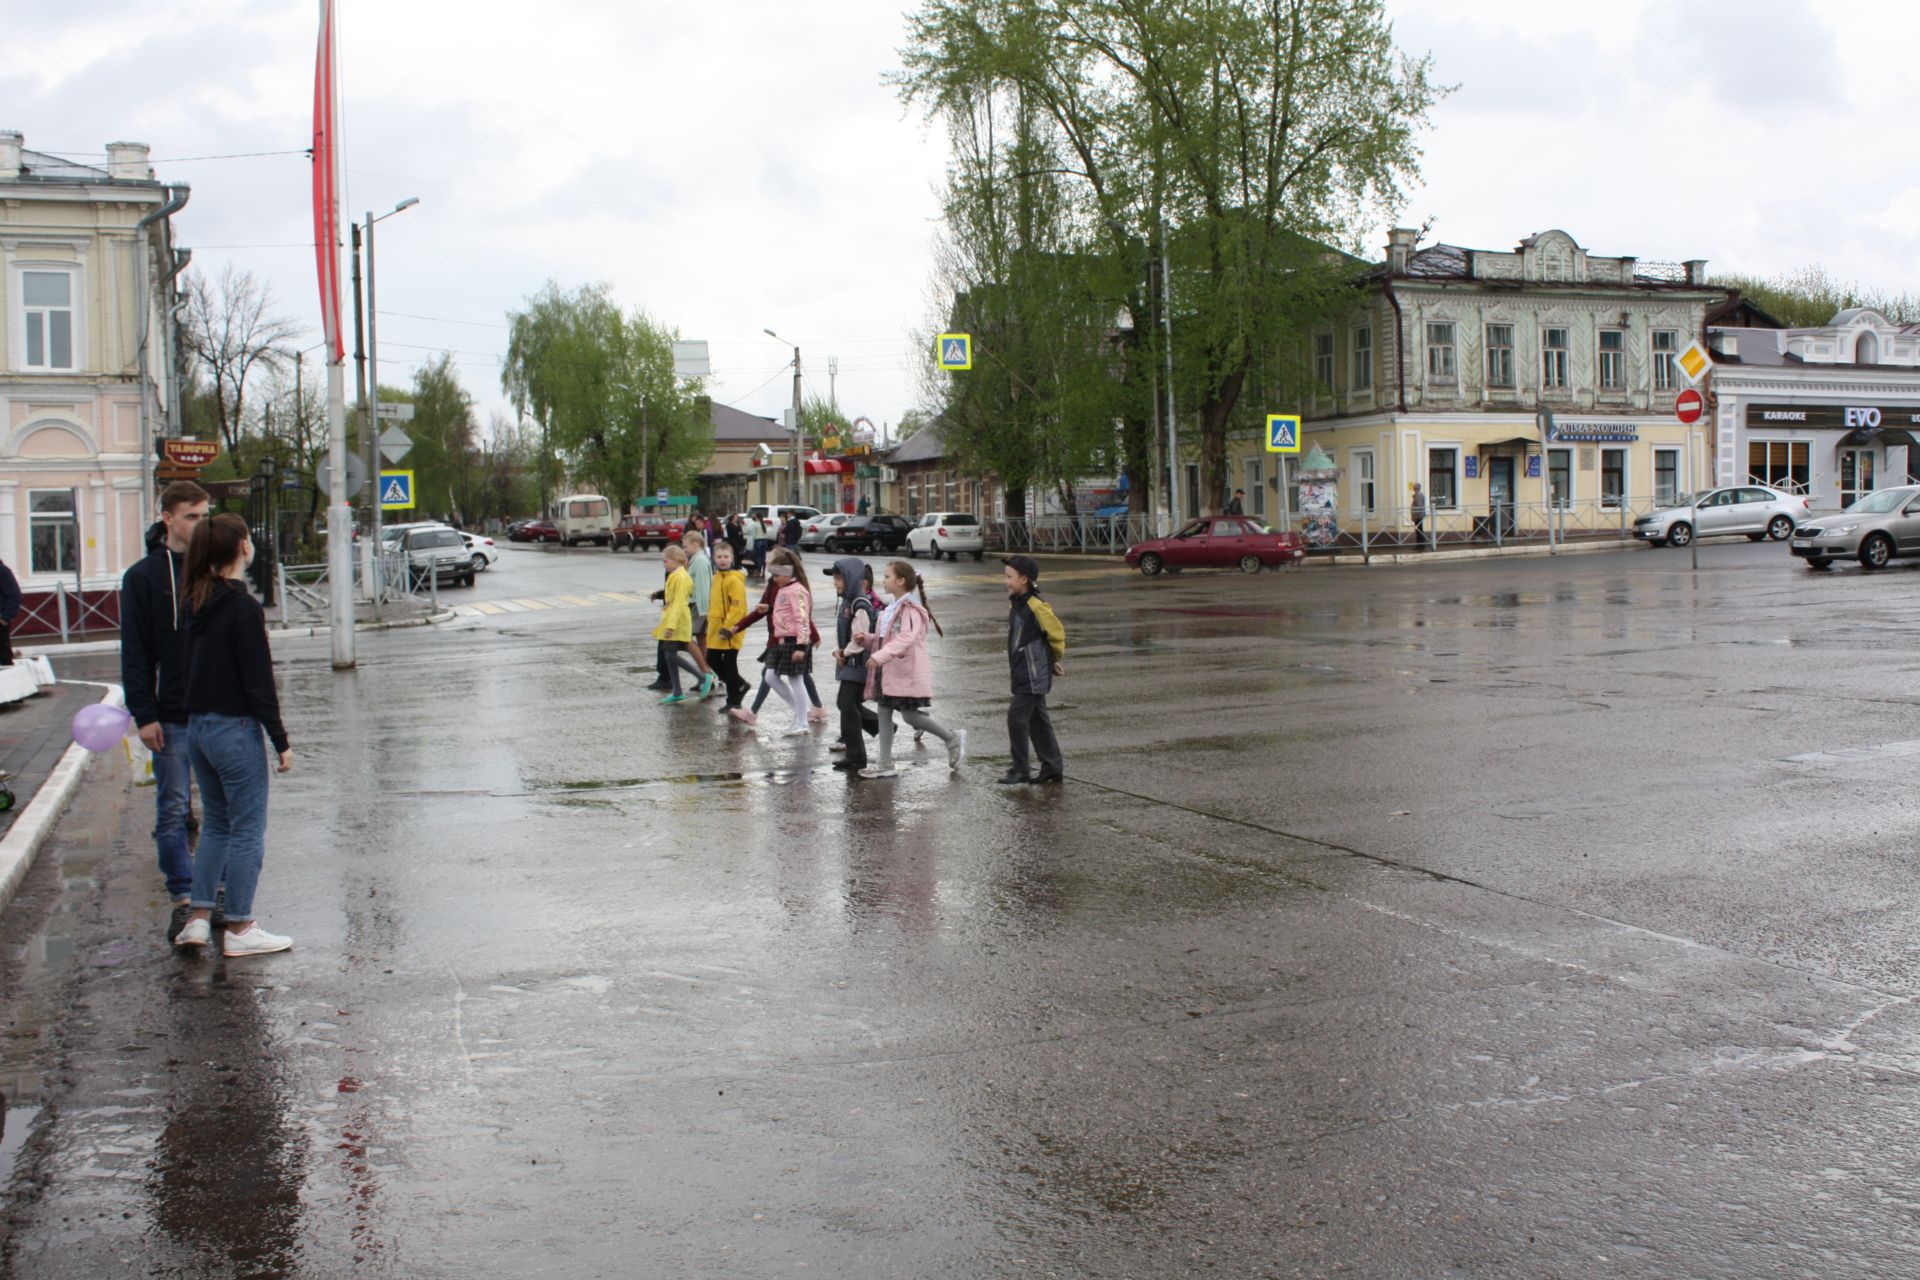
top-left (1706, 309), bottom-right (1920, 510)
top-left (0, 131), bottom-right (188, 589)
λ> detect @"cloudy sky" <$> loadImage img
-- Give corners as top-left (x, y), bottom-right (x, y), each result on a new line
top-left (6, 0), bottom-right (1914, 434)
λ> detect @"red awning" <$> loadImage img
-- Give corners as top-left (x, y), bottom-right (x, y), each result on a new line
top-left (804, 458), bottom-right (853, 475)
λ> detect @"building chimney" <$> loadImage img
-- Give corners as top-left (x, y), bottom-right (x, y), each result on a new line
top-left (105, 141), bottom-right (151, 181)
top-left (0, 131), bottom-right (21, 180)
top-left (1685, 259), bottom-right (1709, 285)
top-left (1386, 227), bottom-right (1418, 273)
top-left (1708, 331), bottom-right (1738, 358)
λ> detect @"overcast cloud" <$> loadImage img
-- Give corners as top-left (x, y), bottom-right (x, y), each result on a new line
top-left (5, 0), bottom-right (1915, 434)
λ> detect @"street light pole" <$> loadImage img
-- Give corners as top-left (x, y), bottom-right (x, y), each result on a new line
top-left (765, 329), bottom-right (803, 506)
top-left (361, 197), bottom-right (418, 610)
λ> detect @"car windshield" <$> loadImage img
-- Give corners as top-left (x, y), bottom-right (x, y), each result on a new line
top-left (1845, 489), bottom-right (1914, 514)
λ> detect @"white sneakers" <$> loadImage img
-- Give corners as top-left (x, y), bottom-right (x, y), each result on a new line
top-left (783, 722), bottom-right (811, 736)
top-left (859, 765), bottom-right (897, 779)
top-left (171, 916), bottom-right (292, 957)
top-left (948, 729), bottom-right (968, 772)
top-left (222, 924), bottom-right (293, 957)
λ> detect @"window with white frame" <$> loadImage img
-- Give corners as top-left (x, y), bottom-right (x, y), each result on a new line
top-left (1598, 329), bottom-right (1625, 391)
top-left (1485, 323), bottom-right (1514, 388)
top-left (20, 269), bottom-right (78, 371)
top-left (1242, 457), bottom-right (1266, 517)
top-left (1542, 327), bottom-right (1569, 390)
top-left (1425, 322), bottom-right (1456, 382)
top-left (1600, 447), bottom-right (1627, 507)
top-left (29, 488), bottom-right (79, 575)
top-left (1548, 448), bottom-right (1572, 508)
top-left (1654, 447), bottom-right (1680, 505)
top-left (1428, 447), bottom-right (1459, 509)
top-left (1313, 332), bottom-right (1335, 391)
top-left (1651, 330), bottom-right (1678, 391)
top-left (1351, 325), bottom-right (1373, 390)
top-left (1352, 448), bottom-right (1376, 515)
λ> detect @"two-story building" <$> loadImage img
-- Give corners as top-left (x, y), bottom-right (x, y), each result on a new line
top-left (1247, 228), bottom-right (1727, 539)
top-left (0, 132), bottom-right (188, 590)
top-left (1705, 309), bottom-right (1920, 510)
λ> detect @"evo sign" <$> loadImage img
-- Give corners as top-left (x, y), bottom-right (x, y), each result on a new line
top-left (1745, 404), bottom-right (1920, 432)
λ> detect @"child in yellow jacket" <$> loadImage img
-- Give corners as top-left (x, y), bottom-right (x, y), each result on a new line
top-left (704, 540), bottom-right (752, 710)
top-left (651, 545), bottom-right (707, 704)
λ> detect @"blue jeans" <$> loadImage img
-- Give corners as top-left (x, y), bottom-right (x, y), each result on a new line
top-left (151, 722), bottom-right (193, 899)
top-left (187, 713), bottom-right (271, 923)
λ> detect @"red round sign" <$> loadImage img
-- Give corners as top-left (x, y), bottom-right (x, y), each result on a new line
top-left (1674, 389), bottom-right (1704, 424)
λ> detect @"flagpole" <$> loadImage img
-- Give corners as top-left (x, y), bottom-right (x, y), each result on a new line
top-left (316, 0), bottom-right (356, 667)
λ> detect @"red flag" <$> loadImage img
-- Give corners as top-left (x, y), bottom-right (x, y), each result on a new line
top-left (311, 0), bottom-right (344, 364)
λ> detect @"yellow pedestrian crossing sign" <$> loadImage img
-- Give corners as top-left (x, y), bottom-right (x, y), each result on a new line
top-left (936, 333), bottom-right (973, 370)
top-left (379, 470), bottom-right (415, 510)
top-left (1265, 414), bottom-right (1302, 454)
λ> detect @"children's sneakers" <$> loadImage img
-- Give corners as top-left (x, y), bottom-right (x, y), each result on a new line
top-left (947, 729), bottom-right (968, 772)
top-left (783, 721), bottom-right (811, 736)
top-left (660, 693), bottom-right (689, 705)
top-left (222, 924), bottom-right (293, 957)
top-left (174, 917), bottom-right (210, 948)
top-left (729, 708), bottom-right (758, 725)
top-left (697, 673), bottom-right (716, 700)
top-left (859, 765), bottom-right (897, 779)
top-left (808, 707), bottom-right (831, 725)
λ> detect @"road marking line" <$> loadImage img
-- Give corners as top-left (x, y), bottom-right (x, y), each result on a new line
top-left (513, 598), bottom-right (553, 610)
top-left (556, 595), bottom-right (600, 607)
top-left (471, 602), bottom-right (506, 615)
top-left (491, 599), bottom-right (528, 612)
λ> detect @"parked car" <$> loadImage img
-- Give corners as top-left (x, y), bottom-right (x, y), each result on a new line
top-left (461, 532), bottom-right (500, 571)
top-left (399, 525), bottom-right (475, 587)
top-left (823, 514), bottom-right (914, 553)
top-left (799, 513), bottom-right (856, 550)
top-left (1788, 485), bottom-right (1920, 570)
top-left (1125, 516), bottom-right (1307, 575)
top-left (1633, 486), bottom-right (1808, 547)
top-left (746, 504), bottom-right (822, 533)
top-left (516, 518), bottom-right (561, 544)
top-left (554, 493), bottom-right (615, 546)
top-left (906, 512), bottom-right (985, 561)
top-left (612, 511), bottom-right (687, 551)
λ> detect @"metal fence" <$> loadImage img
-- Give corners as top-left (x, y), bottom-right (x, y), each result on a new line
top-left (13, 581), bottom-right (121, 641)
top-left (276, 547), bottom-right (438, 626)
top-left (990, 514), bottom-right (1158, 555)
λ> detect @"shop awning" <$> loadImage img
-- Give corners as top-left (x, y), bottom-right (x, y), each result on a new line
top-left (1840, 427), bottom-right (1920, 448)
top-left (804, 458), bottom-right (854, 475)
top-left (1477, 436), bottom-right (1536, 450)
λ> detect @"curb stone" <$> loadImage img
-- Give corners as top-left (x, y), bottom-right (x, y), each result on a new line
top-left (0, 683), bottom-right (122, 914)
top-left (16, 611), bottom-right (459, 659)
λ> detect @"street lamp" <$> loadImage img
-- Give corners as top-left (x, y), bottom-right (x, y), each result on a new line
top-left (357, 196), bottom-right (419, 603)
top-left (764, 328), bottom-right (803, 506)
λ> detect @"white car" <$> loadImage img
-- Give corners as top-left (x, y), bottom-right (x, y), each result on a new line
top-left (1632, 486), bottom-right (1810, 547)
top-left (798, 513), bottom-right (855, 550)
top-left (461, 532), bottom-right (500, 572)
top-left (906, 512), bottom-right (985, 561)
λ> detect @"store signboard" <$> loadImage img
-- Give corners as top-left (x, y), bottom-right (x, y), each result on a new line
top-left (1746, 404), bottom-right (1920, 432)
top-left (1547, 419), bottom-right (1640, 443)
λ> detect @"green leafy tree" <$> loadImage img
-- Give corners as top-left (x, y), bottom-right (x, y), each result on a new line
top-left (1719, 265), bottom-right (1920, 329)
top-left (900, 0), bottom-right (1442, 511)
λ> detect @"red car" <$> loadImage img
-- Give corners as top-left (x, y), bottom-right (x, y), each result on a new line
top-left (1125, 515), bottom-right (1306, 575)
top-left (611, 512), bottom-right (686, 551)
top-left (517, 518), bottom-right (561, 544)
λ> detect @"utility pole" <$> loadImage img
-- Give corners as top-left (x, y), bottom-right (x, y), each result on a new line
top-left (765, 329), bottom-right (804, 506)
top-left (829, 355), bottom-right (839, 407)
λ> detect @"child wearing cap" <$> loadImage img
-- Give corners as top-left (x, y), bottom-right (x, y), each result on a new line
top-left (999, 555), bottom-right (1066, 784)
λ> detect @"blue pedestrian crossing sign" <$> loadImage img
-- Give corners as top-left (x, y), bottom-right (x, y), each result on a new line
top-left (379, 470), bottom-right (415, 511)
top-left (1265, 414), bottom-right (1302, 454)
top-left (936, 333), bottom-right (973, 371)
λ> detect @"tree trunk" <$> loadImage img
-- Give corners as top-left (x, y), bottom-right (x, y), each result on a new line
top-left (1198, 366), bottom-right (1246, 516)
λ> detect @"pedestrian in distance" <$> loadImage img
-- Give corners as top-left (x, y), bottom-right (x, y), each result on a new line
top-left (720, 556), bottom-right (830, 726)
top-left (747, 512), bottom-right (773, 579)
top-left (1410, 483), bottom-right (1428, 550)
top-left (1225, 488), bottom-right (1246, 516)
top-left (849, 560), bottom-right (966, 779)
top-left (680, 529), bottom-right (716, 681)
top-left (705, 540), bottom-right (753, 710)
top-left (171, 514), bottom-right (294, 958)
top-left (781, 512), bottom-right (803, 551)
top-left (0, 554), bottom-right (18, 668)
top-left (761, 548), bottom-right (817, 736)
top-left (999, 554), bottom-right (1066, 786)
top-left (857, 494), bottom-right (871, 516)
top-left (826, 557), bottom-right (880, 772)
top-left (119, 480), bottom-right (210, 945)
top-left (651, 545), bottom-right (711, 704)
top-left (725, 515), bottom-right (748, 570)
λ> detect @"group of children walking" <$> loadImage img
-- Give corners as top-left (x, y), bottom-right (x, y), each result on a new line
top-left (645, 527), bottom-right (1068, 784)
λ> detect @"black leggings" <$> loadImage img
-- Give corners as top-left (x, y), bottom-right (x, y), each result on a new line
top-left (710, 649), bottom-right (750, 707)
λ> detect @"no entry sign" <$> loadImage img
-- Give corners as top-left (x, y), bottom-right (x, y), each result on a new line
top-left (1674, 388), bottom-right (1705, 425)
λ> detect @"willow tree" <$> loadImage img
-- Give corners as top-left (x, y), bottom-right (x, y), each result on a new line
top-left (502, 282), bottom-right (707, 511)
top-left (900, 0), bottom-right (1442, 511)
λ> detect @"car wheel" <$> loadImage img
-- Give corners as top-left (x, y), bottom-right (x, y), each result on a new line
top-left (471, 553), bottom-right (487, 572)
top-left (1860, 534), bottom-right (1893, 570)
top-left (1237, 553), bottom-right (1263, 574)
top-left (1806, 557), bottom-right (1833, 570)
top-left (1667, 521), bottom-right (1693, 547)
top-left (1138, 552), bottom-right (1164, 576)
top-left (1768, 515), bottom-right (1794, 541)
top-left (906, 545), bottom-right (918, 558)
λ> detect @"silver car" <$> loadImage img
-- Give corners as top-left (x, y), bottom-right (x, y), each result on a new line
top-left (1789, 486), bottom-right (1920, 571)
top-left (1632, 486), bottom-right (1809, 548)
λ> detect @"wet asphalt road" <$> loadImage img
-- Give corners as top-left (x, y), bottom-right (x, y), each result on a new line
top-left (8, 538), bottom-right (1920, 1277)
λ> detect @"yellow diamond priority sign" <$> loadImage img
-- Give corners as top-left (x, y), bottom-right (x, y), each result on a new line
top-left (1676, 339), bottom-right (1712, 384)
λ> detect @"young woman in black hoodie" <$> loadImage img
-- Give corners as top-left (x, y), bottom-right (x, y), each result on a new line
top-left (170, 514), bottom-right (295, 958)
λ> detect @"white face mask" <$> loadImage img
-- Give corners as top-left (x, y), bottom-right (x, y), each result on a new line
top-left (771, 564), bottom-right (795, 579)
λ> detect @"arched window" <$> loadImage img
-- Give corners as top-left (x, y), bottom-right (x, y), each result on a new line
top-left (1857, 331), bottom-right (1880, 365)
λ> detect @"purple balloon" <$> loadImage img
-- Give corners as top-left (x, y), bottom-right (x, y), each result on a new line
top-left (72, 703), bottom-right (133, 753)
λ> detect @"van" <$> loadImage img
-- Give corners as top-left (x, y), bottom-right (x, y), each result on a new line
top-left (554, 493), bottom-right (614, 547)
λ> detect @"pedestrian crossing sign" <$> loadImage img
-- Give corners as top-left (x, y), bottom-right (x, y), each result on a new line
top-left (379, 470), bottom-right (415, 510)
top-left (1265, 414), bottom-right (1302, 454)
top-left (936, 333), bottom-right (973, 371)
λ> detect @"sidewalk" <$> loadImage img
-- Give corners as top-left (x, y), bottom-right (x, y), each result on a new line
top-left (0, 681), bottom-right (95, 844)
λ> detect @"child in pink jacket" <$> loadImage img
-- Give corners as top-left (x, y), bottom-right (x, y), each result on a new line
top-left (763, 548), bottom-right (817, 736)
top-left (849, 559), bottom-right (966, 778)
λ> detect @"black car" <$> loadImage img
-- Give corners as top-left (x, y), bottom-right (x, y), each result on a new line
top-left (823, 514), bottom-right (913, 553)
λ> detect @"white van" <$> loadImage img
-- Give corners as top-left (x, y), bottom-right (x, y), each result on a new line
top-left (554, 494), bottom-right (614, 546)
